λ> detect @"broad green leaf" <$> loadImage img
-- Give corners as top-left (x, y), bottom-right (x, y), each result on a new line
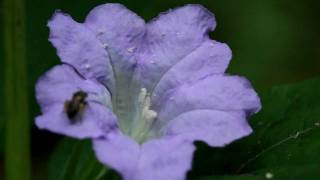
top-left (48, 138), bottom-right (121, 180)
top-left (188, 78), bottom-right (320, 178)
top-left (194, 164), bottom-right (320, 180)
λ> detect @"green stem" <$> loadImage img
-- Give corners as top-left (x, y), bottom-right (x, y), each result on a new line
top-left (3, 0), bottom-right (30, 179)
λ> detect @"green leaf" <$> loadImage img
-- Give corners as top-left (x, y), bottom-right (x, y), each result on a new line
top-left (188, 77), bottom-right (320, 179)
top-left (3, 0), bottom-right (31, 179)
top-left (48, 138), bottom-right (121, 180)
top-left (194, 164), bottom-right (320, 180)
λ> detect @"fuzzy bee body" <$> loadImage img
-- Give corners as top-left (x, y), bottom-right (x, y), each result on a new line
top-left (64, 91), bottom-right (88, 123)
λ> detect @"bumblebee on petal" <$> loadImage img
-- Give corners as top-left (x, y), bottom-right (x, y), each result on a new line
top-left (64, 90), bottom-right (88, 123)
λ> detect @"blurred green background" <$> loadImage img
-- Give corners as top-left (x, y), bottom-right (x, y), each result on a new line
top-left (1, 0), bottom-right (319, 179)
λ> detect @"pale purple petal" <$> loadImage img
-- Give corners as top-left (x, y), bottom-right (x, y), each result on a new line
top-left (135, 136), bottom-right (195, 180)
top-left (93, 134), bottom-right (195, 180)
top-left (151, 40), bottom-right (232, 108)
top-left (93, 132), bottom-right (140, 178)
top-left (156, 75), bottom-right (261, 124)
top-left (85, 3), bottom-right (145, 68)
top-left (48, 12), bottom-right (115, 90)
top-left (84, 4), bottom-right (148, 126)
top-left (35, 65), bottom-right (117, 138)
top-left (162, 110), bottom-right (252, 147)
top-left (136, 4), bottom-right (216, 90)
top-left (36, 103), bottom-right (117, 139)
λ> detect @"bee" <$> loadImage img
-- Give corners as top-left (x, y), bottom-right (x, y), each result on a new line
top-left (64, 91), bottom-right (88, 123)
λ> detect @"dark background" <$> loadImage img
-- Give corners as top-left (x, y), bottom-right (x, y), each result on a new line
top-left (1, 0), bottom-right (320, 179)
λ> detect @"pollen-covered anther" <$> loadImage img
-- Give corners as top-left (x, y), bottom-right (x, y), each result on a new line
top-left (138, 88), bottom-right (158, 122)
top-left (131, 88), bottom-right (158, 142)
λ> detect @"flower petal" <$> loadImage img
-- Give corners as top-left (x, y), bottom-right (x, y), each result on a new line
top-left (136, 136), bottom-right (195, 180)
top-left (35, 65), bottom-right (117, 138)
top-left (85, 3), bottom-right (145, 67)
top-left (162, 110), bottom-right (252, 147)
top-left (151, 40), bottom-right (232, 108)
top-left (83, 4), bottom-right (147, 133)
top-left (156, 75), bottom-right (261, 125)
top-left (93, 132), bottom-right (140, 178)
top-left (48, 12), bottom-right (115, 90)
top-left (36, 64), bottom-right (111, 111)
top-left (93, 134), bottom-right (195, 180)
top-left (136, 4), bottom-right (216, 90)
top-left (36, 103), bottom-right (117, 139)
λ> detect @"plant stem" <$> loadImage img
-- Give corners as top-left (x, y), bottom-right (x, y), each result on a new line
top-left (3, 0), bottom-right (30, 179)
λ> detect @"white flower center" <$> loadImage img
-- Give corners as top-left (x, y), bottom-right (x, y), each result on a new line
top-left (111, 82), bottom-right (158, 143)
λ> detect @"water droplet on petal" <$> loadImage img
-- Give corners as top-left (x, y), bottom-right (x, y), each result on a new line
top-left (84, 64), bottom-right (91, 69)
top-left (150, 60), bottom-right (155, 64)
top-left (101, 43), bottom-right (108, 49)
top-left (127, 47), bottom-right (135, 53)
top-left (175, 32), bottom-right (184, 38)
top-left (97, 28), bottom-right (105, 35)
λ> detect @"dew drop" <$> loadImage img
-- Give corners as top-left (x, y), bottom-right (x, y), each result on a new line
top-left (293, 131), bottom-right (300, 138)
top-left (314, 122), bottom-right (320, 127)
top-left (97, 28), bottom-right (105, 35)
top-left (101, 43), bottom-right (108, 49)
top-left (176, 32), bottom-right (182, 37)
top-left (265, 172), bottom-right (273, 179)
top-left (84, 64), bottom-right (91, 69)
top-left (127, 47), bottom-right (135, 53)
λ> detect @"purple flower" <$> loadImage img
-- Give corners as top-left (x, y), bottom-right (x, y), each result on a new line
top-left (35, 3), bottom-right (261, 180)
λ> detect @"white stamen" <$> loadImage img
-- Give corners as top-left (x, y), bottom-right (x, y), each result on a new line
top-left (138, 88), bottom-right (147, 105)
top-left (144, 110), bottom-right (157, 122)
top-left (131, 88), bottom-right (158, 142)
